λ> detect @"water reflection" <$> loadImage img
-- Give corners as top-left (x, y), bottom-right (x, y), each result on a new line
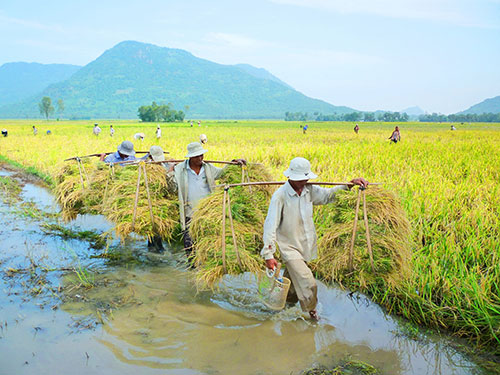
top-left (60, 261), bottom-right (481, 375)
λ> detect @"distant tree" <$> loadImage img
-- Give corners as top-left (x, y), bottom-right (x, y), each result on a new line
top-left (138, 102), bottom-right (186, 122)
top-left (363, 112), bottom-right (375, 122)
top-left (39, 96), bottom-right (54, 120)
top-left (57, 99), bottom-right (65, 116)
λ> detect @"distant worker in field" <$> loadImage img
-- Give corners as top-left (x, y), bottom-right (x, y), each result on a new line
top-left (110, 125), bottom-right (115, 137)
top-left (303, 124), bottom-right (309, 134)
top-left (134, 132), bottom-right (145, 141)
top-left (199, 134), bottom-right (207, 145)
top-left (198, 120), bottom-right (201, 127)
top-left (1, 129), bottom-right (7, 137)
top-left (389, 126), bottom-right (401, 143)
top-left (354, 124), bottom-right (360, 134)
top-left (100, 140), bottom-right (136, 164)
top-left (33, 125), bottom-right (38, 135)
top-left (156, 125), bottom-right (161, 139)
top-left (451, 124), bottom-right (456, 131)
top-left (190, 121), bottom-right (193, 127)
top-left (167, 142), bottom-right (246, 262)
top-left (46, 130), bottom-right (52, 135)
top-left (93, 123), bottom-right (101, 137)
top-left (261, 157), bottom-right (368, 321)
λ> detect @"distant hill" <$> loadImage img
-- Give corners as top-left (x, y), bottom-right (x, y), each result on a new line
top-left (0, 62), bottom-right (80, 106)
top-left (400, 106), bottom-right (425, 116)
top-left (0, 41), bottom-right (355, 119)
top-left (459, 96), bottom-right (500, 114)
top-left (233, 64), bottom-right (293, 89)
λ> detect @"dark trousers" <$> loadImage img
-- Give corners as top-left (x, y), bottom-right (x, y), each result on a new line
top-left (183, 217), bottom-right (194, 263)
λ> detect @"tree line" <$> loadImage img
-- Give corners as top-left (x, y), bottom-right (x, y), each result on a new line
top-left (286, 111), bottom-right (500, 123)
top-left (285, 111), bottom-right (409, 122)
top-left (137, 102), bottom-right (185, 122)
top-left (418, 112), bottom-right (500, 123)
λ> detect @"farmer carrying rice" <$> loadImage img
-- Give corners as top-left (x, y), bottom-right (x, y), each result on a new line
top-left (168, 142), bottom-right (246, 262)
top-left (100, 140), bottom-right (136, 165)
top-left (261, 157), bottom-right (368, 320)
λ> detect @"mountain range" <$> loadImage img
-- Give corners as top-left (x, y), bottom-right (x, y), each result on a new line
top-left (459, 96), bottom-right (500, 115)
top-left (0, 41), bottom-right (497, 119)
top-left (0, 41), bottom-right (354, 119)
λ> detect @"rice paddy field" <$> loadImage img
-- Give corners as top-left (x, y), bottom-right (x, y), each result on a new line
top-left (1, 118), bottom-right (499, 362)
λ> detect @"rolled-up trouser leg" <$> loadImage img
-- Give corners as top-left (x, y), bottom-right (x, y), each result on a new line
top-left (285, 259), bottom-right (317, 312)
top-left (183, 217), bottom-right (194, 261)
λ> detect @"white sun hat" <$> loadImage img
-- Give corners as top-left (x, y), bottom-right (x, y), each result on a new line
top-left (283, 157), bottom-right (318, 181)
top-left (199, 134), bottom-right (207, 144)
top-left (185, 142), bottom-right (208, 158)
top-left (148, 145), bottom-right (165, 162)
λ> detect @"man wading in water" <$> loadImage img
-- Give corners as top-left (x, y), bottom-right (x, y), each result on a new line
top-left (261, 157), bottom-right (368, 320)
top-left (168, 142), bottom-right (246, 263)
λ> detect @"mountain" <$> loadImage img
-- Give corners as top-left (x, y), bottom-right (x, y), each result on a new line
top-left (459, 96), bottom-right (500, 114)
top-left (0, 41), bottom-right (356, 119)
top-left (0, 62), bottom-right (81, 106)
top-left (400, 106), bottom-right (425, 116)
top-left (233, 64), bottom-right (293, 89)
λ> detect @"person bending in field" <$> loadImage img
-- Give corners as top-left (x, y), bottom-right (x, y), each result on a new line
top-left (100, 140), bottom-right (136, 165)
top-left (93, 123), bottom-right (101, 137)
top-left (354, 123), bottom-right (360, 134)
top-left (167, 142), bottom-right (246, 263)
top-left (1, 129), bottom-right (8, 137)
top-left (261, 157), bottom-right (368, 321)
top-left (389, 126), bottom-right (401, 143)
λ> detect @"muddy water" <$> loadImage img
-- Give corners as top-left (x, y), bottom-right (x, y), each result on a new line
top-left (0, 171), bottom-right (488, 375)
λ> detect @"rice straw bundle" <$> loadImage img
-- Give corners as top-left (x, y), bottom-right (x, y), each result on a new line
top-left (101, 164), bottom-right (179, 241)
top-left (55, 162), bottom-right (179, 240)
top-left (310, 187), bottom-right (412, 290)
top-left (54, 160), bottom-right (106, 221)
top-left (190, 164), bottom-right (275, 288)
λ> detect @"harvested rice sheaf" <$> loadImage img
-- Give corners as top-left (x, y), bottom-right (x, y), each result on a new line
top-left (310, 187), bottom-right (412, 290)
top-left (101, 164), bottom-right (179, 241)
top-left (190, 164), bottom-right (275, 288)
top-left (55, 162), bottom-right (179, 240)
top-left (54, 160), bottom-right (106, 221)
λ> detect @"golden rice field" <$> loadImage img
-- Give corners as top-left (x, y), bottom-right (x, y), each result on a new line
top-left (1, 119), bottom-right (499, 357)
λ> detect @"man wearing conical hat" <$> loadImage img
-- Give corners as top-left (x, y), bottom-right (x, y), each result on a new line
top-left (262, 157), bottom-right (368, 320)
top-left (168, 142), bottom-right (245, 262)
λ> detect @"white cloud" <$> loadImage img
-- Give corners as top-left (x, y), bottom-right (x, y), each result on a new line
top-left (203, 32), bottom-right (273, 48)
top-left (268, 0), bottom-right (499, 29)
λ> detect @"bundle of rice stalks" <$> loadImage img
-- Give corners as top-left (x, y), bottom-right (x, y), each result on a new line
top-left (54, 160), bottom-right (106, 221)
top-left (190, 164), bottom-right (275, 288)
top-left (310, 187), bottom-right (412, 291)
top-left (100, 164), bottom-right (179, 241)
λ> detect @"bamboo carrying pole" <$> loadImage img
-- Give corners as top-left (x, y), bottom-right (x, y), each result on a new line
top-left (221, 187), bottom-right (228, 273)
top-left (64, 151), bottom-right (152, 162)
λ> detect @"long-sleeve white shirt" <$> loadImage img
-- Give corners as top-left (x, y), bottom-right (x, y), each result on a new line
top-left (261, 181), bottom-right (349, 262)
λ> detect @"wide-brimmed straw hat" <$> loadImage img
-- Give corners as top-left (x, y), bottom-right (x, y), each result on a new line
top-left (283, 157), bottom-right (318, 181)
top-left (185, 142), bottom-right (208, 158)
top-left (117, 140), bottom-right (135, 156)
top-left (148, 145), bottom-right (165, 162)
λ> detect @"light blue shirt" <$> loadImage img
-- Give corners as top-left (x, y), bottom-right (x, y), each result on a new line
top-left (186, 164), bottom-right (211, 217)
top-left (104, 152), bottom-right (136, 165)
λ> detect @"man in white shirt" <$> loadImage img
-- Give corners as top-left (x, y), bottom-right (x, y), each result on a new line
top-left (261, 157), bottom-right (368, 320)
top-left (110, 125), bottom-right (115, 137)
top-left (168, 142), bottom-right (245, 261)
top-left (93, 123), bottom-right (101, 137)
top-left (156, 125), bottom-right (161, 139)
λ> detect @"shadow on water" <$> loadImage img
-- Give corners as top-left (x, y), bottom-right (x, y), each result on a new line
top-left (0, 166), bottom-right (491, 375)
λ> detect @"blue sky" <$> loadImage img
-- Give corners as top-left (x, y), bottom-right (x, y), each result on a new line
top-left (1, 0), bottom-right (499, 114)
